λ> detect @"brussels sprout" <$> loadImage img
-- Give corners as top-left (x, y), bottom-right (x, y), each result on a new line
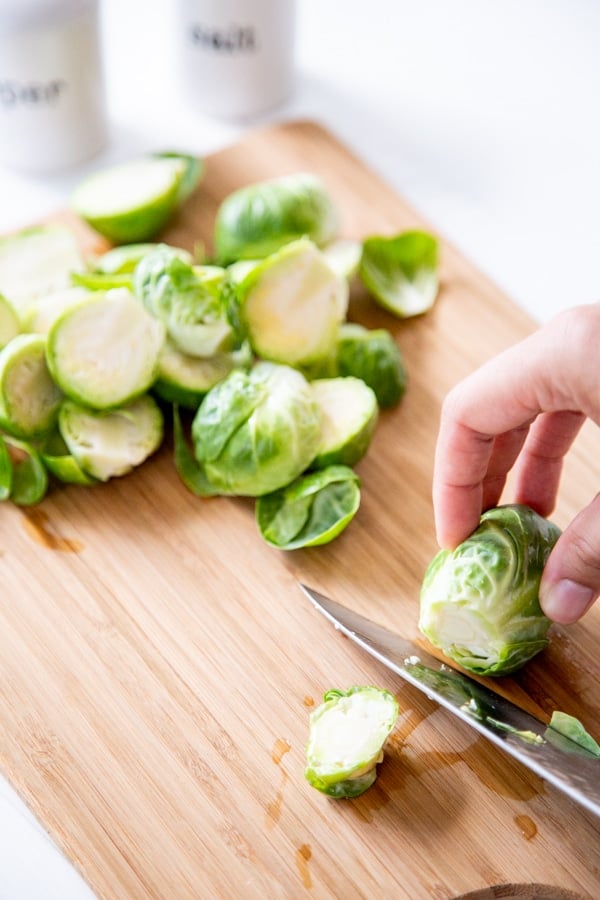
top-left (46, 288), bottom-right (165, 410)
top-left (214, 173), bottom-right (339, 265)
top-left (192, 362), bottom-right (321, 496)
top-left (153, 338), bottom-right (252, 409)
top-left (419, 504), bottom-right (561, 676)
top-left (256, 465), bottom-right (360, 549)
top-left (0, 226), bottom-right (84, 322)
top-left (59, 395), bottom-right (164, 481)
top-left (134, 245), bottom-right (233, 358)
top-left (311, 377), bottom-right (378, 468)
top-left (0, 435), bottom-right (48, 505)
top-left (304, 686), bottom-right (399, 798)
top-left (0, 334), bottom-right (63, 438)
top-left (336, 323), bottom-right (407, 408)
top-left (235, 238), bottom-right (348, 367)
top-left (359, 230), bottom-right (439, 318)
top-left (71, 155), bottom-right (192, 244)
top-left (547, 712), bottom-right (600, 757)
top-left (0, 294), bottom-right (19, 349)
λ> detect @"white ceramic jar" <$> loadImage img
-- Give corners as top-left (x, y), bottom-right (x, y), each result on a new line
top-left (0, 0), bottom-right (108, 173)
top-left (176, 0), bottom-right (296, 120)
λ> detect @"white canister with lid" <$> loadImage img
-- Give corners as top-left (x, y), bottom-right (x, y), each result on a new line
top-left (0, 0), bottom-right (108, 173)
top-left (176, 0), bottom-right (296, 120)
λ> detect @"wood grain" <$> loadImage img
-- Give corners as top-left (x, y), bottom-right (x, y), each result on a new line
top-left (1, 121), bottom-right (599, 899)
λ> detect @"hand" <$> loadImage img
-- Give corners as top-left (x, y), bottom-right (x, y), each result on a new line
top-left (432, 303), bottom-right (600, 624)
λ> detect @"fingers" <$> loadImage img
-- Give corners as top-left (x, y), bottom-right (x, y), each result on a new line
top-left (540, 493), bottom-right (600, 623)
top-left (512, 410), bottom-right (586, 516)
top-left (433, 303), bottom-right (600, 549)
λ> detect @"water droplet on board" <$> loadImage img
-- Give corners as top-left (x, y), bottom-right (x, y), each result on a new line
top-left (514, 814), bottom-right (538, 840)
top-left (266, 738), bottom-right (291, 828)
top-left (21, 508), bottom-right (83, 552)
top-left (271, 738), bottom-right (291, 765)
top-left (295, 844), bottom-right (312, 889)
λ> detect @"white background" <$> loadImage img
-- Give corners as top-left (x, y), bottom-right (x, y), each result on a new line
top-left (1, 1), bottom-right (599, 896)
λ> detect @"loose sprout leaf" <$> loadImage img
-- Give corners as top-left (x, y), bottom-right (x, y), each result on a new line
top-left (359, 229), bottom-right (439, 318)
top-left (0, 435), bottom-right (13, 499)
top-left (547, 711), bottom-right (600, 757)
top-left (5, 437), bottom-right (48, 505)
top-left (172, 405), bottom-right (221, 497)
top-left (214, 172), bottom-right (340, 265)
top-left (419, 504), bottom-right (561, 676)
top-left (304, 686), bottom-right (399, 798)
top-left (93, 243), bottom-right (193, 275)
top-left (256, 465), bottom-right (360, 549)
top-left (71, 271), bottom-right (134, 292)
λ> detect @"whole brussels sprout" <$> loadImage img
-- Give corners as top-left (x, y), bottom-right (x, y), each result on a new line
top-left (192, 362), bottom-right (321, 496)
top-left (419, 504), bottom-right (561, 676)
top-left (214, 173), bottom-right (339, 264)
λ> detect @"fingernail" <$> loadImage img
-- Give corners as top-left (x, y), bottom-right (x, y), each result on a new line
top-left (541, 579), bottom-right (596, 623)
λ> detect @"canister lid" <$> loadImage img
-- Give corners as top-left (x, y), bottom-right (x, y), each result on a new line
top-left (0, 0), bottom-right (97, 34)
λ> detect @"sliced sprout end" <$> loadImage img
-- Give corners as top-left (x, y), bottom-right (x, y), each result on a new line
top-left (305, 686), bottom-right (399, 798)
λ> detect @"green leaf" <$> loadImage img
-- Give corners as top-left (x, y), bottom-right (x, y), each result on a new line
top-left (172, 406), bottom-right (221, 497)
top-left (359, 229), bottom-right (439, 317)
top-left (256, 465), bottom-right (360, 550)
top-left (0, 435), bottom-right (13, 500)
top-left (5, 437), bottom-right (48, 505)
top-left (547, 711), bottom-right (600, 757)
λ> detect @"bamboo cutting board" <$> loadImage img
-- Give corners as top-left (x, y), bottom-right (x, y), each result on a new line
top-left (2, 121), bottom-right (600, 899)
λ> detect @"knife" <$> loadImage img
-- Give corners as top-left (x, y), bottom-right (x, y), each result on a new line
top-left (299, 583), bottom-right (600, 818)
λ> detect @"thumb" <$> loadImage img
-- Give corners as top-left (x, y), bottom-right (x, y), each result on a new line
top-left (540, 495), bottom-right (600, 624)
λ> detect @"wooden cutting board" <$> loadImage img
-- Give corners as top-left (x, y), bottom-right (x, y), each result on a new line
top-left (2, 121), bottom-right (599, 899)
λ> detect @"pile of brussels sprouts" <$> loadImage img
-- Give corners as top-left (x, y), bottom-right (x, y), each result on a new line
top-left (0, 156), bottom-right (440, 549)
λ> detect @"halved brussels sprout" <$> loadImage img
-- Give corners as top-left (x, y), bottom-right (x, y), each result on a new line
top-left (305, 686), bottom-right (399, 798)
top-left (359, 230), bottom-right (439, 318)
top-left (419, 504), bottom-right (561, 676)
top-left (71, 155), bottom-right (191, 244)
top-left (22, 287), bottom-right (90, 335)
top-left (0, 225), bottom-right (84, 322)
top-left (59, 394), bottom-right (164, 481)
top-left (134, 245), bottom-right (233, 358)
top-left (191, 362), bottom-right (321, 496)
top-left (0, 334), bottom-right (63, 438)
top-left (311, 377), bottom-right (378, 468)
top-left (46, 288), bottom-right (165, 409)
top-left (214, 172), bottom-right (339, 265)
top-left (235, 238), bottom-right (348, 367)
top-left (256, 465), bottom-right (360, 549)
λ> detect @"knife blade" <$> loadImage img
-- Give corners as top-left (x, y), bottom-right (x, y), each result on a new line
top-left (299, 583), bottom-right (600, 818)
